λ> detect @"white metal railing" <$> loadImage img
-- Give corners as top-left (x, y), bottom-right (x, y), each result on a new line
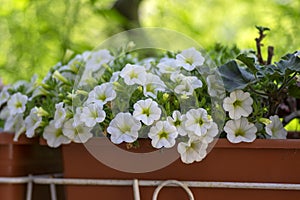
top-left (1, 175), bottom-right (300, 200)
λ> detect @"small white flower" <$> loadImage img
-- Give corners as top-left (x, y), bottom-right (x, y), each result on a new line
top-left (157, 58), bottom-right (180, 74)
top-left (224, 118), bottom-right (257, 143)
top-left (223, 90), bottom-right (253, 119)
top-left (133, 98), bottom-right (161, 125)
top-left (184, 108), bottom-right (212, 136)
top-left (85, 49), bottom-right (114, 72)
top-left (4, 113), bottom-right (24, 133)
top-left (25, 107), bottom-right (42, 138)
top-left (188, 121), bottom-right (219, 144)
top-left (54, 102), bottom-right (67, 128)
top-left (175, 47), bottom-right (205, 71)
top-left (167, 110), bottom-right (187, 136)
top-left (171, 73), bottom-right (202, 95)
top-left (0, 88), bottom-right (9, 107)
top-left (110, 71), bottom-right (120, 82)
top-left (7, 92), bottom-right (28, 115)
top-left (295, 50), bottom-right (300, 57)
top-left (177, 138), bottom-right (208, 164)
top-left (107, 112), bottom-right (141, 144)
top-left (43, 120), bottom-right (71, 148)
top-left (265, 115), bottom-right (287, 139)
top-left (80, 103), bottom-right (106, 127)
top-left (206, 74), bottom-right (226, 98)
top-left (62, 118), bottom-right (93, 143)
top-left (120, 64), bottom-right (147, 85)
top-left (148, 120), bottom-right (178, 148)
top-left (86, 83), bottom-right (116, 106)
top-left (143, 73), bottom-right (166, 98)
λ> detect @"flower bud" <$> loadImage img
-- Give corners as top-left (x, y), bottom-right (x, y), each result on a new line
top-left (52, 70), bottom-right (71, 85)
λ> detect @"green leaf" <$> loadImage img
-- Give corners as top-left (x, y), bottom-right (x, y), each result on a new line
top-left (237, 54), bottom-right (258, 74)
top-left (288, 85), bottom-right (300, 98)
top-left (218, 61), bottom-right (255, 92)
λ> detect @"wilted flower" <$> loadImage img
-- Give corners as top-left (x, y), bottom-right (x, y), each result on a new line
top-left (25, 107), bottom-right (42, 138)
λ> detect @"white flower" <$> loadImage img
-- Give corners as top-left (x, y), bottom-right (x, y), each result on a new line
top-left (120, 64), bottom-right (147, 85)
top-left (7, 92), bottom-right (28, 115)
top-left (62, 118), bottom-right (93, 143)
top-left (157, 58), bottom-right (180, 74)
top-left (107, 112), bottom-right (141, 144)
top-left (184, 108), bottom-right (212, 136)
top-left (143, 73), bottom-right (166, 98)
top-left (86, 83), bottom-right (116, 106)
top-left (177, 138), bottom-right (208, 164)
top-left (295, 51), bottom-right (300, 57)
top-left (171, 73), bottom-right (202, 95)
top-left (110, 71), bottom-right (120, 82)
top-left (133, 98), bottom-right (161, 125)
top-left (188, 122), bottom-right (219, 144)
top-left (43, 120), bottom-right (71, 148)
top-left (80, 103), bottom-right (106, 127)
top-left (85, 49), bottom-right (114, 72)
top-left (224, 118), bottom-right (257, 143)
top-left (175, 47), bottom-right (205, 71)
top-left (148, 120), bottom-right (178, 148)
top-left (167, 110), bottom-right (187, 136)
top-left (206, 74), bottom-right (226, 98)
top-left (0, 88), bottom-right (9, 107)
top-left (25, 107), bottom-right (42, 138)
top-left (223, 90), bottom-right (253, 119)
top-left (4, 113), bottom-right (24, 133)
top-left (265, 115), bottom-right (287, 139)
top-left (54, 102), bottom-right (67, 128)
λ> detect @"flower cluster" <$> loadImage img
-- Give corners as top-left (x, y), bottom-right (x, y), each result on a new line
top-left (0, 39), bottom-right (299, 164)
top-left (0, 46), bottom-right (224, 164)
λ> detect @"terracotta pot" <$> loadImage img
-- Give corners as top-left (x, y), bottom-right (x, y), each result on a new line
top-left (62, 137), bottom-right (300, 200)
top-left (0, 132), bottom-right (65, 200)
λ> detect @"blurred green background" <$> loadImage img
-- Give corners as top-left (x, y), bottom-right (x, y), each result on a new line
top-left (0, 0), bottom-right (299, 84)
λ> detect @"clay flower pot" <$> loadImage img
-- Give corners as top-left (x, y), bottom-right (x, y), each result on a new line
top-left (0, 132), bottom-right (64, 200)
top-left (62, 137), bottom-right (300, 200)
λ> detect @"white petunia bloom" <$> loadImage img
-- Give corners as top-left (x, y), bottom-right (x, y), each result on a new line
top-left (224, 118), bottom-right (257, 143)
top-left (7, 92), bottom-right (28, 115)
top-left (4, 113), bottom-right (24, 133)
top-left (265, 115), bottom-right (287, 139)
top-left (223, 90), bottom-right (253, 119)
top-left (177, 138), bottom-right (208, 164)
top-left (175, 47), bottom-right (205, 71)
top-left (143, 73), bottom-right (166, 98)
top-left (120, 64), bottom-right (147, 85)
top-left (148, 120), bottom-right (178, 148)
top-left (167, 110), bottom-right (187, 136)
top-left (80, 103), bottom-right (106, 127)
top-left (133, 98), bottom-right (161, 125)
top-left (62, 118), bottom-right (93, 143)
top-left (157, 58), bottom-right (180, 74)
top-left (86, 83), bottom-right (116, 106)
top-left (43, 120), bottom-right (71, 148)
top-left (54, 102), bottom-right (67, 128)
top-left (107, 112), bottom-right (141, 144)
top-left (85, 49), bottom-right (114, 72)
top-left (110, 71), bottom-right (120, 82)
top-left (188, 121), bottom-right (219, 144)
top-left (184, 108), bottom-right (212, 136)
top-left (171, 73), bottom-right (202, 96)
top-left (0, 88), bottom-right (9, 107)
top-left (25, 107), bottom-right (42, 138)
